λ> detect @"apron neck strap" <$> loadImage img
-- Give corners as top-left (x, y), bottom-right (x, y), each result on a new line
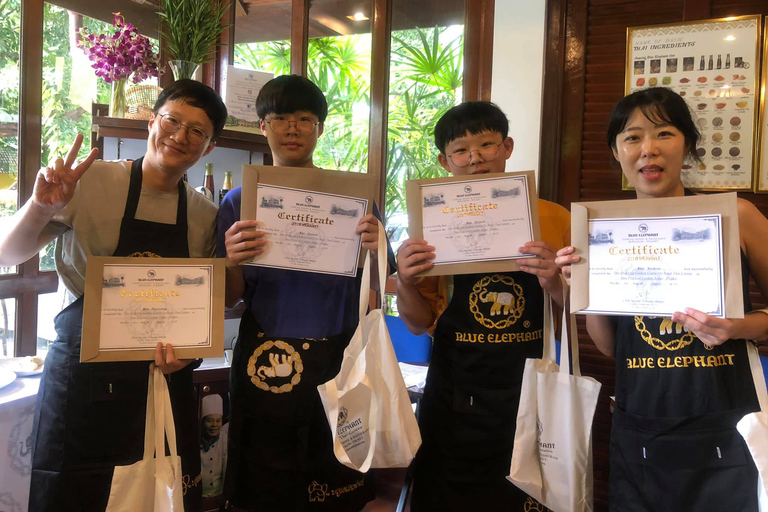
top-left (124, 157), bottom-right (188, 226)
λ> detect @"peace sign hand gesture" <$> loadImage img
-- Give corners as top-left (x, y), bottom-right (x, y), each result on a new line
top-left (33, 134), bottom-right (99, 215)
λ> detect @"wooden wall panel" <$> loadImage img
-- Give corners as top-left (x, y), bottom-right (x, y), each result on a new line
top-left (548, 1), bottom-right (768, 510)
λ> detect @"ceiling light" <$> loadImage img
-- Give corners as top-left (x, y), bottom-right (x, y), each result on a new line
top-left (346, 12), bottom-right (369, 21)
top-left (725, 35), bottom-right (736, 41)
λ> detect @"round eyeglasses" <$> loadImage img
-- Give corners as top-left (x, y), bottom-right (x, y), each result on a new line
top-left (448, 141), bottom-right (505, 167)
top-left (156, 113), bottom-right (210, 145)
top-left (265, 116), bottom-right (320, 134)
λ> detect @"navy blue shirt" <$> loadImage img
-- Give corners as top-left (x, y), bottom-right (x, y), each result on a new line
top-left (218, 187), bottom-right (394, 339)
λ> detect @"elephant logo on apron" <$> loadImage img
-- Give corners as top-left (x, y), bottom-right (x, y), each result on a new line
top-left (634, 316), bottom-right (705, 351)
top-left (469, 274), bottom-right (525, 329)
top-left (524, 496), bottom-right (548, 511)
top-left (247, 340), bottom-right (304, 394)
top-left (308, 481), bottom-right (328, 502)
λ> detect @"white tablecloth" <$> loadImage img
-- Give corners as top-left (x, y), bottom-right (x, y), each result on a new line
top-left (0, 376), bottom-right (40, 512)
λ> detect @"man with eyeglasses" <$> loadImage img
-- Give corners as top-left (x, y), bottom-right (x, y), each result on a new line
top-left (216, 74), bottom-right (392, 511)
top-left (394, 101), bottom-right (571, 511)
top-left (0, 79), bottom-right (227, 512)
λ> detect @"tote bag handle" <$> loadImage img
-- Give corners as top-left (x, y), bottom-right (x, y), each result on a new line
top-left (358, 220), bottom-right (389, 321)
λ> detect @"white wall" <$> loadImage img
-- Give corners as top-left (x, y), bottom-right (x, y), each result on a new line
top-left (491, 0), bottom-right (547, 184)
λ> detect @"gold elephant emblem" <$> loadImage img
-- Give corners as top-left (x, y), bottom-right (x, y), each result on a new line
top-left (257, 352), bottom-right (293, 379)
top-left (657, 316), bottom-right (690, 335)
top-left (479, 290), bottom-right (514, 316)
top-left (524, 497), bottom-right (546, 512)
top-left (308, 481), bottom-right (328, 502)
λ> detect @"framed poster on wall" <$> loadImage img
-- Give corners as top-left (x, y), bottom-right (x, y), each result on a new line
top-left (758, 17), bottom-right (768, 192)
top-left (624, 15), bottom-right (762, 191)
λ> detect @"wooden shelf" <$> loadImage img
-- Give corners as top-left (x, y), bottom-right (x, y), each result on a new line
top-left (91, 115), bottom-right (271, 153)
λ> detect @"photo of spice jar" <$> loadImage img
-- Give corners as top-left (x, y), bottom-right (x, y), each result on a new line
top-left (666, 58), bottom-right (677, 73)
top-left (650, 59), bottom-right (661, 73)
top-left (634, 60), bottom-right (645, 75)
top-left (683, 57), bottom-right (694, 72)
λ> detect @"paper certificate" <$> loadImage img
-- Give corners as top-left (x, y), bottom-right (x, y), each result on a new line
top-left (420, 174), bottom-right (534, 265)
top-left (98, 263), bottom-right (214, 350)
top-left (249, 184), bottom-right (368, 276)
top-left (585, 214), bottom-right (725, 317)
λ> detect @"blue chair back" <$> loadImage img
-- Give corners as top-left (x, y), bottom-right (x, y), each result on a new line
top-left (761, 355), bottom-right (768, 393)
top-left (384, 315), bottom-right (432, 363)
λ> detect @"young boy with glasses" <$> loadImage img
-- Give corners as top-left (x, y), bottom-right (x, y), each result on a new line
top-left (217, 75), bottom-right (389, 511)
top-left (395, 101), bottom-right (570, 511)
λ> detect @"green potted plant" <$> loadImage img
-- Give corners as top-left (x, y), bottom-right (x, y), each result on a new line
top-left (157, 0), bottom-right (230, 81)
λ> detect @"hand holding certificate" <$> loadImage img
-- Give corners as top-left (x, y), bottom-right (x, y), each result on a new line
top-left (405, 171), bottom-right (541, 276)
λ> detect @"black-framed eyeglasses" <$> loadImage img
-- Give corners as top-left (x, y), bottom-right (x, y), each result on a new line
top-left (448, 141), bottom-right (504, 167)
top-left (265, 116), bottom-right (320, 134)
top-left (156, 113), bottom-right (211, 145)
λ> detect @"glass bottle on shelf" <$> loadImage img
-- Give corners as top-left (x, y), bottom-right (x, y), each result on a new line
top-left (699, 55), bottom-right (705, 70)
top-left (725, 54), bottom-right (731, 69)
top-left (196, 163), bottom-right (214, 201)
top-left (219, 171), bottom-right (233, 205)
top-left (708, 55), bottom-right (713, 70)
top-left (716, 54), bottom-right (721, 69)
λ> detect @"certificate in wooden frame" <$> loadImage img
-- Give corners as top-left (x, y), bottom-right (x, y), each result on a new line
top-left (241, 165), bottom-right (378, 269)
top-left (81, 257), bottom-right (226, 363)
top-left (405, 170), bottom-right (541, 277)
top-left (570, 193), bottom-right (743, 318)
top-left (623, 15), bottom-right (763, 192)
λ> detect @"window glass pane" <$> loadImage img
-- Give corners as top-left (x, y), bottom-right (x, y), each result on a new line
top-left (0, 298), bottom-right (17, 358)
top-left (233, 2), bottom-right (292, 76)
top-left (40, 5), bottom-right (159, 271)
top-left (0, 0), bottom-right (21, 276)
top-left (38, 289), bottom-right (66, 357)
top-left (385, 1), bottom-right (464, 254)
top-left (307, 1), bottom-right (372, 173)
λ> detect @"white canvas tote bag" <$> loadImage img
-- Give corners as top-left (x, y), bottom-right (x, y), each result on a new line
top-left (318, 221), bottom-right (422, 472)
top-left (508, 283), bottom-right (601, 512)
top-left (736, 340), bottom-right (768, 511)
top-left (105, 364), bottom-right (184, 512)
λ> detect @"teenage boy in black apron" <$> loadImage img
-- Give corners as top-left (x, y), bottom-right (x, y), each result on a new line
top-left (218, 75), bottom-right (393, 511)
top-left (396, 101), bottom-right (570, 511)
top-left (556, 87), bottom-right (768, 512)
top-left (0, 79), bottom-right (227, 512)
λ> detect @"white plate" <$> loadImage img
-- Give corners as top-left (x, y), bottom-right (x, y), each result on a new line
top-left (0, 368), bottom-right (16, 389)
top-left (0, 357), bottom-right (44, 377)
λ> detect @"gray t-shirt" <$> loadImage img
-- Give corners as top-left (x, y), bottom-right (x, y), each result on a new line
top-left (42, 160), bottom-right (217, 304)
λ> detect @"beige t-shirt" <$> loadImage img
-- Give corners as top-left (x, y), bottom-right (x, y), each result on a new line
top-left (41, 160), bottom-right (218, 303)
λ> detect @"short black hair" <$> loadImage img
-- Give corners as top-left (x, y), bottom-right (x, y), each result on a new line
top-left (607, 87), bottom-right (700, 161)
top-left (256, 75), bottom-right (328, 123)
top-left (434, 101), bottom-right (509, 155)
top-left (154, 79), bottom-right (228, 140)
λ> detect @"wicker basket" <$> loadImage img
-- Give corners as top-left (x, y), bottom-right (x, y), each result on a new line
top-left (125, 85), bottom-right (163, 120)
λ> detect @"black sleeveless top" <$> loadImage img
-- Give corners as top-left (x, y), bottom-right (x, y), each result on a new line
top-left (614, 250), bottom-right (759, 417)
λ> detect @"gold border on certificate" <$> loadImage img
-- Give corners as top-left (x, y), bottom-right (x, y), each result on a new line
top-left (405, 170), bottom-right (541, 277)
top-left (756, 17), bottom-right (768, 192)
top-left (241, 165), bottom-right (377, 268)
top-left (623, 15), bottom-right (763, 191)
top-left (570, 192), bottom-right (743, 319)
top-left (81, 257), bottom-right (226, 363)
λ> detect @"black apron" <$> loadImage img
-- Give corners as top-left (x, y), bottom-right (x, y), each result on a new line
top-left (412, 272), bottom-right (551, 511)
top-left (609, 251), bottom-right (760, 512)
top-left (29, 158), bottom-right (203, 512)
top-left (227, 309), bottom-right (374, 512)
